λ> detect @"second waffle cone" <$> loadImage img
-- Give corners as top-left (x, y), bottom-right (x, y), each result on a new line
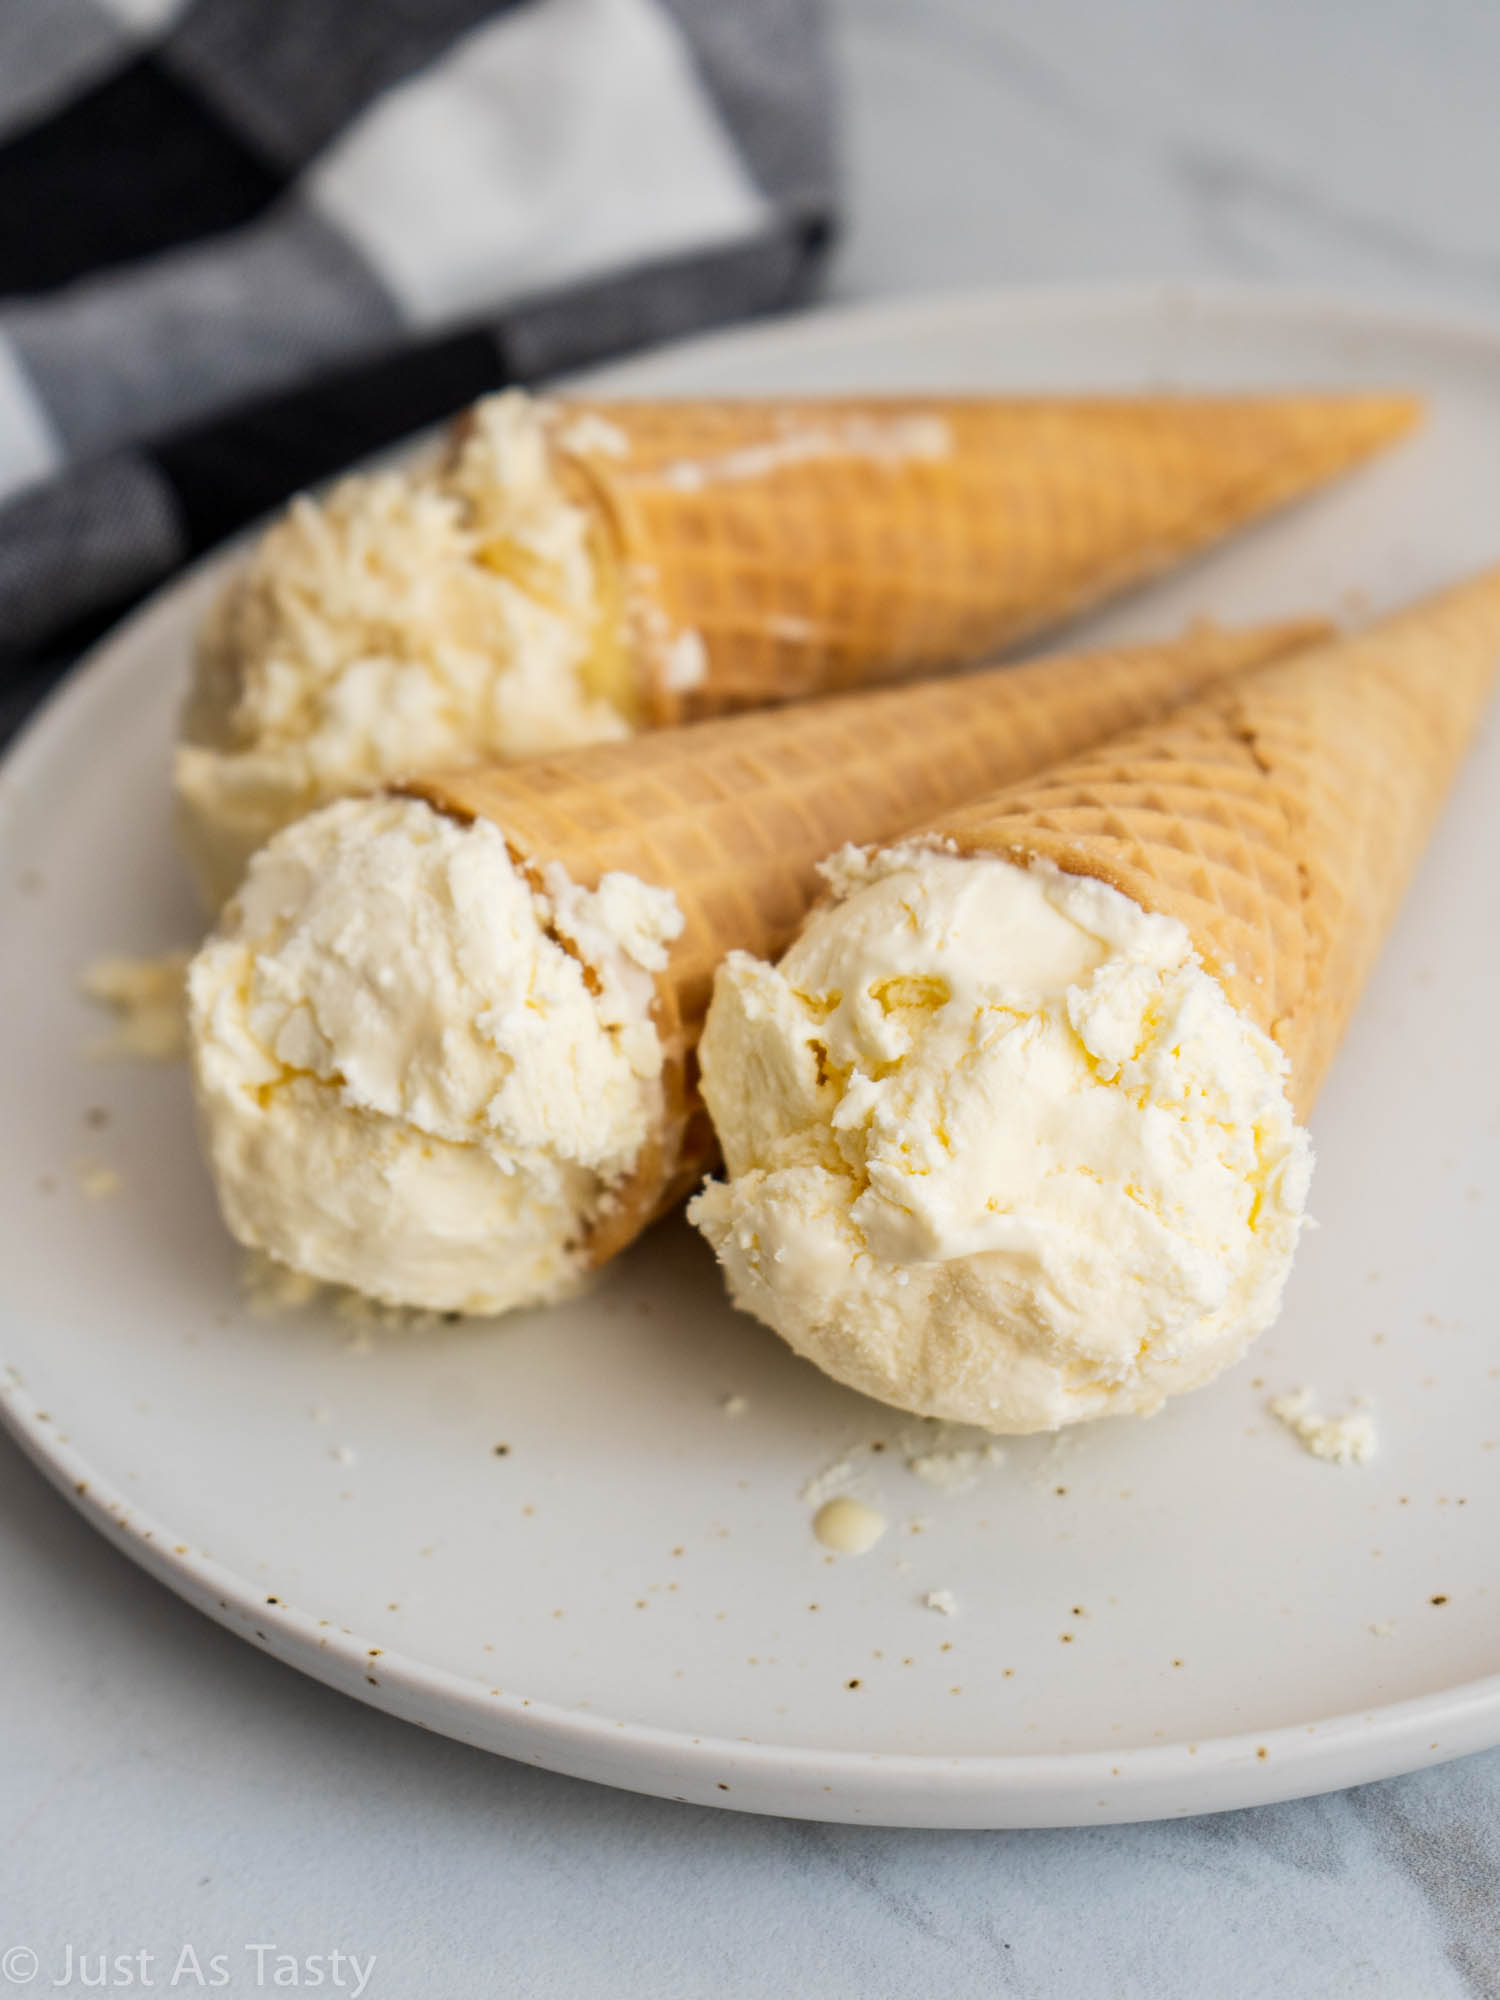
top-left (918, 568), bottom-right (1500, 1117)
top-left (406, 617), bottom-right (1322, 1260)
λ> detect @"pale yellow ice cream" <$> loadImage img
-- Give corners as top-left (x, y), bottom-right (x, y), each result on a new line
top-left (689, 843), bottom-right (1311, 1433)
top-left (175, 392), bottom-right (630, 909)
top-left (187, 795), bottom-right (680, 1315)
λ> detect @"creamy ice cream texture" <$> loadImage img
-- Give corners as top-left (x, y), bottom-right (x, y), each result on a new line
top-left (175, 393), bottom-right (629, 910)
top-left (689, 842), bottom-right (1312, 1433)
top-left (188, 795), bottom-right (680, 1314)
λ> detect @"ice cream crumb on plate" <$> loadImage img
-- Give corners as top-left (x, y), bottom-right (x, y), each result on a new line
top-left (800, 1457), bottom-right (861, 1509)
top-left (906, 1438), bottom-right (1006, 1492)
top-left (81, 949), bottom-right (191, 1060)
top-left (241, 1249), bottom-right (323, 1315)
top-left (1269, 1388), bottom-right (1378, 1465)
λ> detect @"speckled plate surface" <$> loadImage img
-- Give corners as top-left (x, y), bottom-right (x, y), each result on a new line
top-left (3, 286), bottom-right (1500, 1829)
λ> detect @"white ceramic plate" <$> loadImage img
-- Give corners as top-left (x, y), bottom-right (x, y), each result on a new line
top-left (4, 285), bottom-right (1500, 1830)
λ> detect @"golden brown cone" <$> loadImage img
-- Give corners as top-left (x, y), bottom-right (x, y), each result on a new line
top-left (404, 617), bottom-right (1324, 1261)
top-left (920, 568), bottom-right (1500, 1118)
top-left (531, 393), bottom-right (1420, 725)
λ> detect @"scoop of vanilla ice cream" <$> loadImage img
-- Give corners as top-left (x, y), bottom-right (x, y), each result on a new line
top-left (188, 795), bottom-right (681, 1314)
top-left (175, 391), bottom-right (630, 909)
top-left (689, 844), bottom-right (1311, 1433)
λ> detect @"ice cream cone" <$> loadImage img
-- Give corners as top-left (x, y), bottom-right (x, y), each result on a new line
top-left (918, 568), bottom-right (1500, 1116)
top-left (531, 392), bottom-right (1420, 725)
top-left (405, 616), bottom-right (1324, 1258)
top-left (178, 387), bottom-right (1416, 909)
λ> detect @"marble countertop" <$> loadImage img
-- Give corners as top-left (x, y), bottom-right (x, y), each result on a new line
top-left (7, 2), bottom-right (1500, 1993)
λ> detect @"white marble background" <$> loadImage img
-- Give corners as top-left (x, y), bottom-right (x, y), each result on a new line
top-left (7, 2), bottom-right (1500, 1994)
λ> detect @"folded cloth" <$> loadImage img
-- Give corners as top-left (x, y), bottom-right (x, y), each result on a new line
top-left (0, 0), bottom-right (837, 740)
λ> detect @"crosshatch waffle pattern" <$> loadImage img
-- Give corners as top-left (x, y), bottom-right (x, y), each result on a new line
top-left (543, 393), bottom-right (1419, 722)
top-left (406, 618), bottom-right (1320, 1254)
top-left (927, 568), bottom-right (1500, 1117)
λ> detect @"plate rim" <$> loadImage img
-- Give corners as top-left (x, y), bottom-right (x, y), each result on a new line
top-left (7, 1363), bottom-right (1500, 1827)
top-left (6, 277), bottom-right (1500, 1827)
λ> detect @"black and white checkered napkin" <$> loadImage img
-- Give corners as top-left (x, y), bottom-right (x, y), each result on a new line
top-left (0, 0), bottom-right (837, 738)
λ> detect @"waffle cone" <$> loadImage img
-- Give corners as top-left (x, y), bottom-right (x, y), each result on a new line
top-left (404, 617), bottom-right (1323, 1261)
top-left (530, 393), bottom-right (1419, 726)
top-left (919, 569), bottom-right (1500, 1118)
